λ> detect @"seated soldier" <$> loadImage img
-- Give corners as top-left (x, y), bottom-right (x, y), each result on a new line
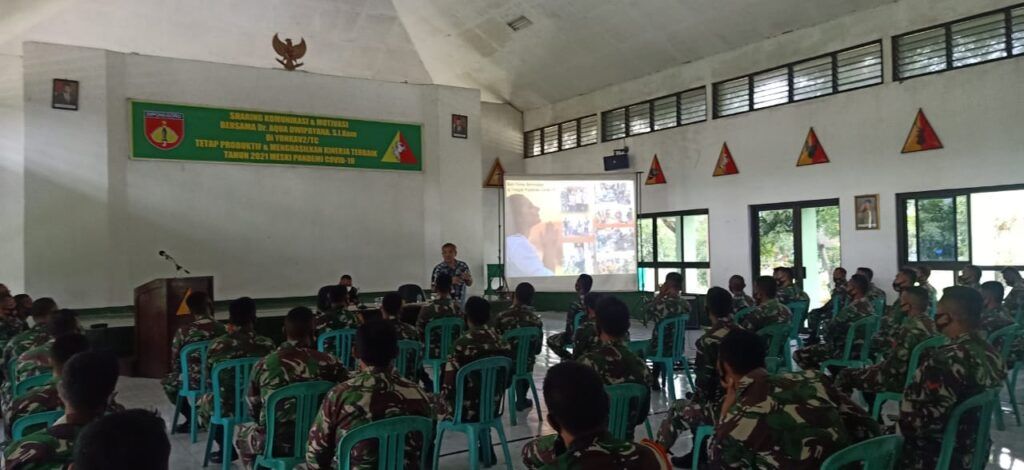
top-left (160, 291), bottom-right (226, 432)
top-left (3, 350), bottom-right (121, 470)
top-left (978, 281), bottom-right (1023, 363)
top-left (305, 321), bottom-right (446, 469)
top-left (835, 286), bottom-right (936, 401)
top-left (728, 275), bottom-right (754, 311)
top-left (793, 274), bottom-right (874, 372)
top-left (916, 266), bottom-right (938, 305)
top-left (441, 296), bottom-right (511, 421)
top-left (14, 309), bottom-right (82, 384)
top-left (569, 292), bottom-right (605, 359)
top-left (710, 330), bottom-right (879, 469)
top-left (380, 292), bottom-right (419, 341)
top-left (6, 333), bottom-right (90, 436)
top-left (197, 297), bottom-right (276, 464)
top-left (658, 287), bottom-right (740, 468)
top-left (641, 272), bottom-right (689, 388)
top-left (958, 265), bottom-right (982, 291)
top-left (1001, 267), bottom-right (1024, 315)
top-left (774, 267), bottom-right (809, 304)
top-left (416, 273), bottom-right (463, 391)
top-left (523, 362), bottom-right (670, 470)
top-left (547, 274), bottom-right (592, 360)
top-left (314, 286), bottom-right (359, 335)
top-left (899, 286), bottom-right (1005, 470)
top-left (856, 267), bottom-right (887, 306)
top-left (739, 276), bottom-right (792, 332)
top-left (0, 294), bottom-right (26, 348)
top-left (870, 267), bottom-right (919, 360)
top-left (13, 294), bottom-right (33, 323)
top-left (3, 297), bottom-right (58, 374)
top-left (806, 267), bottom-right (848, 343)
top-left (72, 409), bottom-right (171, 470)
top-left (494, 282), bottom-right (544, 411)
top-left (234, 307), bottom-right (349, 467)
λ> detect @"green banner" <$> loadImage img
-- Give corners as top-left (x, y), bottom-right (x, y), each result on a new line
top-left (130, 100), bottom-right (422, 171)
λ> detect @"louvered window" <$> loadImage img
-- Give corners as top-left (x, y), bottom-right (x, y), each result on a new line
top-left (951, 13), bottom-right (1007, 67)
top-left (600, 86), bottom-right (706, 141)
top-left (627, 102), bottom-right (651, 135)
top-left (1013, 7), bottom-right (1024, 54)
top-left (524, 114), bottom-right (599, 157)
top-left (560, 121), bottom-right (578, 149)
top-left (579, 115), bottom-right (599, 145)
top-left (792, 56), bottom-right (832, 101)
top-left (524, 130), bottom-right (541, 157)
top-left (652, 96), bottom-right (677, 130)
top-left (602, 108), bottom-right (626, 141)
top-left (836, 42), bottom-right (883, 90)
top-left (714, 77), bottom-right (750, 117)
top-left (752, 67), bottom-right (789, 109)
top-left (542, 126), bottom-right (559, 153)
top-left (678, 88), bottom-right (706, 125)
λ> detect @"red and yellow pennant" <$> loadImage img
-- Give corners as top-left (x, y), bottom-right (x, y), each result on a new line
top-left (796, 127), bottom-right (829, 166)
top-left (902, 109), bottom-right (943, 153)
top-left (713, 143), bottom-right (739, 176)
top-left (646, 155), bottom-right (666, 185)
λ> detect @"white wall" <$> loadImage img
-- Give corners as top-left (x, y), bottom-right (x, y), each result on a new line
top-left (523, 0), bottom-right (1024, 299)
top-left (0, 54), bottom-right (25, 292)
top-left (22, 42), bottom-right (482, 308)
top-left (480, 102), bottom-right (524, 287)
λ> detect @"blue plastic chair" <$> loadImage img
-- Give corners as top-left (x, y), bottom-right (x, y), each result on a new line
top-left (820, 434), bottom-right (903, 470)
top-left (171, 340), bottom-right (212, 443)
top-left (14, 372), bottom-right (53, 398)
top-left (646, 315), bottom-right (693, 401)
top-left (691, 424), bottom-right (714, 470)
top-left (572, 311), bottom-right (585, 337)
top-left (11, 410), bottom-right (64, 440)
top-left (336, 415), bottom-right (435, 470)
top-left (987, 325), bottom-right (1022, 430)
top-left (605, 383), bottom-right (653, 440)
top-left (785, 300), bottom-right (810, 369)
top-left (936, 389), bottom-right (996, 470)
top-left (396, 340), bottom-right (424, 381)
top-left (318, 328), bottom-right (357, 369)
top-left (734, 307), bottom-right (753, 324)
top-left (821, 316), bottom-right (876, 373)
top-left (202, 357), bottom-right (261, 470)
top-left (254, 380), bottom-right (335, 470)
top-left (756, 323), bottom-right (790, 374)
top-left (872, 297), bottom-right (887, 316)
top-left (501, 327), bottom-right (543, 425)
top-left (432, 356), bottom-right (514, 470)
top-left (871, 335), bottom-right (948, 419)
top-left (423, 317), bottom-right (464, 394)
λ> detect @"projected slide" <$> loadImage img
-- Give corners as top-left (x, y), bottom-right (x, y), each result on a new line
top-left (504, 175), bottom-right (637, 291)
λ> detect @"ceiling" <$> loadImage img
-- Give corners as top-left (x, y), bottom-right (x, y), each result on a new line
top-left (1, 0), bottom-right (897, 109)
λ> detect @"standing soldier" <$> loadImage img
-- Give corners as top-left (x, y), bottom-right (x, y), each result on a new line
top-left (494, 283), bottom-right (544, 411)
top-left (546, 274), bottom-right (592, 360)
top-left (899, 286), bottom-right (1005, 470)
top-left (774, 267), bottom-right (809, 304)
top-left (415, 273), bottom-right (463, 391)
top-left (641, 272), bottom-right (689, 389)
top-left (793, 275), bottom-right (874, 372)
top-left (160, 292), bottom-right (226, 433)
top-left (739, 276), bottom-right (792, 332)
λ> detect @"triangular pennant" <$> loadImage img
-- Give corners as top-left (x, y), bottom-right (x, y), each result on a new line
top-left (902, 108), bottom-right (943, 153)
top-left (176, 288), bottom-right (193, 316)
top-left (484, 159), bottom-right (505, 188)
top-left (796, 127), bottom-right (829, 166)
top-left (382, 131), bottom-right (417, 164)
top-left (713, 143), bottom-right (739, 177)
top-left (645, 155), bottom-right (666, 185)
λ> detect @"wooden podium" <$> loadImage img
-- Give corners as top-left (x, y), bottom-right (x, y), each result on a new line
top-left (133, 276), bottom-right (213, 378)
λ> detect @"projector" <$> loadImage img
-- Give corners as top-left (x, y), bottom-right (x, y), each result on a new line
top-left (603, 153), bottom-right (630, 171)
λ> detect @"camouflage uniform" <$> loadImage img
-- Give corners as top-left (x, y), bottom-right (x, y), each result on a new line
top-left (14, 341), bottom-right (53, 384)
top-left (234, 340), bottom-right (349, 466)
top-left (709, 369), bottom-right (880, 469)
top-left (835, 311), bottom-right (937, 395)
top-left (2, 421), bottom-right (84, 470)
top-left (4, 379), bottom-right (125, 438)
top-left (160, 316), bottom-right (227, 403)
top-left (547, 296), bottom-right (585, 360)
top-left (793, 297), bottom-right (874, 371)
top-left (389, 318), bottom-right (420, 341)
top-left (920, 282), bottom-right (938, 305)
top-left (569, 318), bottom-right (601, 360)
top-left (314, 307), bottom-right (360, 336)
top-left (1004, 285), bottom-right (1024, 319)
top-left (777, 284), bottom-right (809, 304)
top-left (806, 287), bottom-right (849, 338)
top-left (0, 314), bottom-right (27, 351)
top-left (640, 292), bottom-right (689, 356)
top-left (493, 304), bottom-right (544, 371)
top-left (441, 326), bottom-right (511, 422)
top-left (739, 299), bottom-right (792, 332)
top-left (899, 332), bottom-right (1005, 470)
top-left (3, 325), bottom-right (49, 374)
top-left (865, 284), bottom-right (887, 308)
top-left (522, 431), bottom-right (669, 470)
top-left (305, 367), bottom-right (447, 469)
top-left (416, 298), bottom-right (463, 358)
top-left (732, 292), bottom-right (754, 311)
top-left (870, 300), bottom-right (906, 360)
top-left (657, 318), bottom-right (741, 449)
top-left (196, 329), bottom-right (277, 426)
top-left (979, 305), bottom-right (1024, 363)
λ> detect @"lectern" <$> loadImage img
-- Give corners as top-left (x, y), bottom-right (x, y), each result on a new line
top-left (133, 276), bottom-right (213, 378)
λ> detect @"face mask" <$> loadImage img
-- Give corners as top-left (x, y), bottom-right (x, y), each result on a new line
top-left (958, 275), bottom-right (970, 285)
top-left (833, 278), bottom-right (846, 286)
top-left (892, 282), bottom-right (903, 292)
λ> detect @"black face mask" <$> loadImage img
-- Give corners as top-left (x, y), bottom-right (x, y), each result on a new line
top-left (834, 278), bottom-right (846, 287)
top-left (892, 282), bottom-right (903, 292)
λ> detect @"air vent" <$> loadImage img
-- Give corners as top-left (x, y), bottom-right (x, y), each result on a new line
top-left (507, 15), bottom-right (533, 32)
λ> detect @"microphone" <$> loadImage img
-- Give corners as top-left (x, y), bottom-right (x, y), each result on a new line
top-left (157, 250), bottom-right (191, 275)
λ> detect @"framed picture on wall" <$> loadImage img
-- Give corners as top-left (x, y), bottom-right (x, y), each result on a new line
top-left (52, 79), bottom-right (79, 111)
top-left (855, 194), bottom-right (880, 230)
top-left (451, 114), bottom-right (468, 139)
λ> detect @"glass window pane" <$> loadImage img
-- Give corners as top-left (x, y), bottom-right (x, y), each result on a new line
top-left (638, 218), bottom-right (654, 263)
top-left (951, 13), bottom-right (1008, 67)
top-left (679, 88), bottom-right (706, 125)
top-left (656, 216), bottom-right (681, 262)
top-left (906, 199), bottom-right (918, 262)
top-left (560, 121), bottom-right (578, 150)
top-left (628, 102), bottom-right (651, 135)
top-left (970, 189), bottom-right (1024, 265)
top-left (525, 130), bottom-right (541, 157)
top-left (683, 214), bottom-right (709, 262)
top-left (715, 77), bottom-right (750, 116)
top-left (658, 268), bottom-right (681, 288)
top-left (956, 195), bottom-right (970, 262)
top-left (603, 108), bottom-right (626, 141)
top-left (653, 96), bottom-right (678, 130)
top-left (542, 125), bottom-right (559, 153)
top-left (930, 270), bottom-right (957, 294)
top-left (801, 206), bottom-right (841, 307)
top-left (1013, 7), bottom-right (1024, 55)
top-left (639, 267), bottom-right (657, 292)
top-left (579, 115), bottom-right (599, 146)
top-left (896, 27), bottom-right (948, 78)
top-left (918, 197), bottom-right (956, 261)
top-left (792, 56), bottom-right (833, 101)
top-left (758, 209), bottom-right (795, 275)
top-left (752, 67), bottom-right (789, 109)
top-left (837, 42), bottom-right (882, 91)
top-left (685, 268), bottom-right (710, 295)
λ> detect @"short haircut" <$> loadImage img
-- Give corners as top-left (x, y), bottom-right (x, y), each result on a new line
top-left (435, 273), bottom-right (453, 292)
top-left (31, 297), bottom-right (58, 318)
top-left (340, 274), bottom-right (352, 281)
top-left (185, 292), bottom-right (211, 316)
top-left (664, 272), bottom-right (683, 289)
top-left (73, 409), bottom-right (170, 470)
top-left (917, 266), bottom-right (931, 278)
top-left (898, 267), bottom-right (919, 284)
top-left (228, 297), bottom-right (257, 326)
top-left (848, 274), bottom-right (869, 294)
top-left (1001, 267), bottom-right (1020, 280)
top-left (51, 333), bottom-right (90, 367)
top-left (465, 296), bottom-right (491, 325)
top-left (719, 329), bottom-right (767, 375)
top-left (706, 287), bottom-right (734, 318)
top-left (754, 276), bottom-right (777, 299)
top-left (834, 267), bottom-right (847, 276)
top-left (901, 286), bottom-right (930, 311)
top-left (577, 274), bottom-right (594, 293)
top-left (583, 292), bottom-right (604, 311)
top-left (355, 320), bottom-right (398, 368)
top-left (13, 293), bottom-right (30, 305)
top-left (728, 275), bottom-right (746, 287)
top-left (543, 362), bottom-right (608, 435)
top-left (285, 306), bottom-right (315, 338)
top-left (60, 351), bottom-right (119, 411)
top-left (442, 242), bottom-right (457, 250)
top-left (380, 292), bottom-right (403, 317)
top-left (514, 283), bottom-right (535, 306)
top-left (856, 267), bottom-right (874, 281)
top-left (595, 296), bottom-right (630, 338)
top-left (48, 309), bottom-right (79, 337)
top-left (939, 286), bottom-right (984, 328)
top-left (777, 267), bottom-right (794, 279)
top-left (964, 265), bottom-right (982, 278)
top-left (980, 281), bottom-right (1005, 303)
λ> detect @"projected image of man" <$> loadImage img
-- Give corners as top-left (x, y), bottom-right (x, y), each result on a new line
top-left (506, 194), bottom-right (555, 277)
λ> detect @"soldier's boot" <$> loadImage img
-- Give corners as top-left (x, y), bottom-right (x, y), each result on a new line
top-left (209, 430), bottom-right (239, 463)
top-left (173, 401), bottom-right (193, 433)
top-left (650, 363), bottom-right (664, 391)
top-left (669, 431), bottom-right (706, 469)
top-left (515, 381), bottom-right (533, 411)
top-left (418, 368), bottom-right (434, 392)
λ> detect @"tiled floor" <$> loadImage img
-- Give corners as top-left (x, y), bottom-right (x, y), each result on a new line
top-left (94, 311), bottom-right (1024, 469)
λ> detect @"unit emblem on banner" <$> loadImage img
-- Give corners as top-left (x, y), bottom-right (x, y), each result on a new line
top-left (144, 110), bottom-right (185, 150)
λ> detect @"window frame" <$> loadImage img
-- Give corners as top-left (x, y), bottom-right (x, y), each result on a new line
top-left (896, 182), bottom-right (1024, 273)
top-left (637, 208), bottom-right (711, 294)
top-left (600, 86), bottom-right (707, 142)
top-left (892, 3), bottom-right (1024, 82)
top-left (523, 114), bottom-right (599, 158)
top-left (712, 40), bottom-right (884, 119)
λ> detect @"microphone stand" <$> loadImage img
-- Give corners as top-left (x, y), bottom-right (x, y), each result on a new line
top-left (160, 252), bottom-right (192, 277)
